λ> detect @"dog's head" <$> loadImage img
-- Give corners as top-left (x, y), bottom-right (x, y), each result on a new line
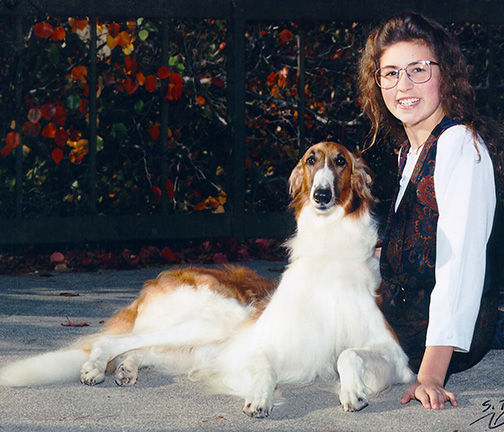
top-left (288, 142), bottom-right (374, 218)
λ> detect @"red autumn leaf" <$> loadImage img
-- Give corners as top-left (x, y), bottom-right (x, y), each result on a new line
top-left (34, 22), bottom-right (54, 39)
top-left (165, 179), bottom-right (175, 199)
top-left (51, 26), bottom-right (66, 41)
top-left (42, 122), bottom-right (57, 139)
top-left (218, 42), bottom-right (226, 51)
top-left (116, 31), bottom-right (131, 47)
top-left (211, 77), bottom-right (226, 88)
top-left (50, 251), bottom-right (65, 263)
top-left (22, 121), bottom-right (41, 137)
top-left (122, 77), bottom-right (139, 94)
top-left (171, 84), bottom-right (183, 100)
top-left (170, 73), bottom-right (183, 86)
top-left (267, 72), bottom-right (278, 86)
top-left (145, 75), bottom-right (157, 92)
top-left (41, 103), bottom-right (56, 120)
top-left (52, 147), bottom-right (64, 164)
top-left (61, 315), bottom-right (89, 327)
top-left (53, 106), bottom-right (67, 126)
top-left (55, 128), bottom-right (69, 147)
top-left (59, 293), bottom-right (79, 297)
top-left (5, 131), bottom-right (21, 149)
top-left (150, 186), bottom-right (162, 203)
top-left (157, 66), bottom-right (171, 80)
top-left (27, 108), bottom-right (42, 124)
top-left (148, 124), bottom-right (160, 141)
top-left (108, 22), bottom-right (120, 38)
top-left (68, 125), bottom-right (81, 141)
top-left (125, 56), bottom-right (138, 74)
top-left (279, 29), bottom-right (293, 43)
top-left (161, 247), bottom-right (178, 263)
top-left (212, 252), bottom-right (228, 264)
top-left (79, 99), bottom-right (89, 114)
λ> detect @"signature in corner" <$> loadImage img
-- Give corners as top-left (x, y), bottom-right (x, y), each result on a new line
top-left (470, 399), bottom-right (504, 430)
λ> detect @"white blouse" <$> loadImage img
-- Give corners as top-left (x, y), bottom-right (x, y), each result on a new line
top-left (395, 125), bottom-right (496, 352)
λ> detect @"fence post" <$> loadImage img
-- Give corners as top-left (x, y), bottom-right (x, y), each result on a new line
top-left (297, 25), bottom-right (306, 157)
top-left (161, 19), bottom-right (170, 215)
top-left (14, 15), bottom-right (23, 219)
top-left (88, 17), bottom-right (98, 214)
top-left (229, 0), bottom-right (246, 240)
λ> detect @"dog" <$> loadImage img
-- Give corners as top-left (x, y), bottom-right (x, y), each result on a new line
top-left (0, 142), bottom-right (413, 417)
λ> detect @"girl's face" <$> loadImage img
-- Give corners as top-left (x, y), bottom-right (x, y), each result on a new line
top-left (379, 41), bottom-right (444, 143)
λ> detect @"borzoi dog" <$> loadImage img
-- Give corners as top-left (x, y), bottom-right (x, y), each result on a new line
top-left (0, 142), bottom-right (413, 417)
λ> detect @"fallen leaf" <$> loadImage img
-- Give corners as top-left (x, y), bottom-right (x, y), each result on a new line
top-left (61, 315), bottom-right (89, 327)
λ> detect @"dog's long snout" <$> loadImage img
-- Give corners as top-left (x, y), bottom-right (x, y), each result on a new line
top-left (313, 188), bottom-right (332, 205)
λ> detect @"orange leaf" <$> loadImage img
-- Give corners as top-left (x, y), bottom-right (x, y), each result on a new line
top-left (145, 75), bottom-right (157, 92)
top-left (34, 22), bottom-right (54, 39)
top-left (267, 72), bottom-right (278, 86)
top-left (42, 122), bottom-right (57, 138)
top-left (27, 108), bottom-right (42, 124)
top-left (107, 34), bottom-right (118, 51)
top-left (197, 96), bottom-right (205, 106)
top-left (52, 147), bottom-right (64, 164)
top-left (157, 66), bottom-right (171, 80)
top-left (51, 26), bottom-right (66, 41)
top-left (279, 29), bottom-right (293, 43)
top-left (117, 31), bottom-right (131, 47)
top-left (71, 66), bottom-right (88, 84)
top-left (22, 121), bottom-right (41, 137)
top-left (69, 139), bottom-right (89, 164)
top-left (69, 18), bottom-right (88, 33)
top-left (136, 71), bottom-right (145, 86)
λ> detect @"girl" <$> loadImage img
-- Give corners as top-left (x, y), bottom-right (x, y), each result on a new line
top-left (358, 12), bottom-right (504, 410)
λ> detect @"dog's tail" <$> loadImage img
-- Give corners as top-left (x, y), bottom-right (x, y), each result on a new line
top-left (0, 349), bottom-right (89, 387)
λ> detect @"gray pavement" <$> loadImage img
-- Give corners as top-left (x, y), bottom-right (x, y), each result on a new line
top-left (0, 261), bottom-right (503, 432)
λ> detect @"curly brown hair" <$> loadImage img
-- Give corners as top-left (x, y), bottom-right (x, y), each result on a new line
top-left (358, 12), bottom-right (504, 188)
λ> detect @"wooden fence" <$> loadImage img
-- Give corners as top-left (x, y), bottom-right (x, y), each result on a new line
top-left (0, 0), bottom-right (503, 246)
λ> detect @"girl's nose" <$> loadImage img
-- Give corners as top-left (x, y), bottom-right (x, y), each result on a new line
top-left (396, 69), bottom-right (413, 91)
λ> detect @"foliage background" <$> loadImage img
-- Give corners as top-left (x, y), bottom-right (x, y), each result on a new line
top-left (0, 17), bottom-right (502, 223)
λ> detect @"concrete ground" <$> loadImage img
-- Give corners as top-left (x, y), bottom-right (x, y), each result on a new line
top-left (0, 261), bottom-right (503, 432)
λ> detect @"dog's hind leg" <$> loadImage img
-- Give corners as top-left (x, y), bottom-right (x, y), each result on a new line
top-left (337, 344), bottom-right (412, 412)
top-left (115, 351), bottom-right (143, 386)
top-left (80, 318), bottom-right (233, 385)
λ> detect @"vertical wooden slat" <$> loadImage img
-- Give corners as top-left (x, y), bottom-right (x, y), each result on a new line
top-left (88, 17), bottom-right (98, 214)
top-left (161, 19), bottom-right (170, 215)
top-left (297, 25), bottom-right (306, 157)
top-left (230, 0), bottom-right (246, 239)
top-left (14, 16), bottom-right (23, 218)
top-left (486, 24), bottom-right (495, 117)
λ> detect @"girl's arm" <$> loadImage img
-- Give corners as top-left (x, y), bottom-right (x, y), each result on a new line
top-left (400, 345), bottom-right (457, 409)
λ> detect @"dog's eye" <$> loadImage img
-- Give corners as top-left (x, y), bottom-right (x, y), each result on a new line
top-left (306, 155), bottom-right (316, 165)
top-left (334, 155), bottom-right (347, 167)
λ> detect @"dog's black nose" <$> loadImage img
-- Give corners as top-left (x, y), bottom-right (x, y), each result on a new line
top-left (313, 188), bottom-right (332, 205)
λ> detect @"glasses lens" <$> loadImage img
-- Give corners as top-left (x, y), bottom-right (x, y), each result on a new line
top-left (375, 66), bottom-right (398, 89)
top-left (406, 61), bottom-right (432, 84)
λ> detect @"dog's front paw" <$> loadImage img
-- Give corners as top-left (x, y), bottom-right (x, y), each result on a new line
top-left (115, 361), bottom-right (138, 387)
top-left (80, 361), bottom-right (106, 385)
top-left (339, 389), bottom-right (369, 412)
top-left (243, 394), bottom-right (274, 418)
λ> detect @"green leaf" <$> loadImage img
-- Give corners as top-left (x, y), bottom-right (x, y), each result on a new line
top-left (134, 100), bottom-right (144, 113)
top-left (66, 94), bottom-right (81, 110)
top-left (139, 29), bottom-right (149, 41)
top-left (111, 123), bottom-right (128, 139)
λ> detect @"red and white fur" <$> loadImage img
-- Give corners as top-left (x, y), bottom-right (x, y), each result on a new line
top-left (0, 142), bottom-right (413, 416)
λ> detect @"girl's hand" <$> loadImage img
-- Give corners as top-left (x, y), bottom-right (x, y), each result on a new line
top-left (400, 379), bottom-right (458, 409)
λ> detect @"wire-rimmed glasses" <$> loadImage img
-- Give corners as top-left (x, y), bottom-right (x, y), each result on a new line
top-left (374, 60), bottom-right (439, 89)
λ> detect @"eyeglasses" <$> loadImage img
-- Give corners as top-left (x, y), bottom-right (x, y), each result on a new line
top-left (374, 60), bottom-right (439, 89)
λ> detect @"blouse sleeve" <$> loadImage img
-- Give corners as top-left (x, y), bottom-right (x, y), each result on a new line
top-left (427, 125), bottom-right (496, 352)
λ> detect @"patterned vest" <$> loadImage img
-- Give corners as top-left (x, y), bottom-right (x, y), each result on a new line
top-left (379, 117), bottom-right (457, 369)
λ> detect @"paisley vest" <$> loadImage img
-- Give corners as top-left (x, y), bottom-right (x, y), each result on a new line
top-left (379, 117), bottom-right (456, 370)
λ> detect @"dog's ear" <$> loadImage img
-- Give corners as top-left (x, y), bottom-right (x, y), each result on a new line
top-left (350, 154), bottom-right (375, 205)
top-left (288, 159), bottom-right (305, 198)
